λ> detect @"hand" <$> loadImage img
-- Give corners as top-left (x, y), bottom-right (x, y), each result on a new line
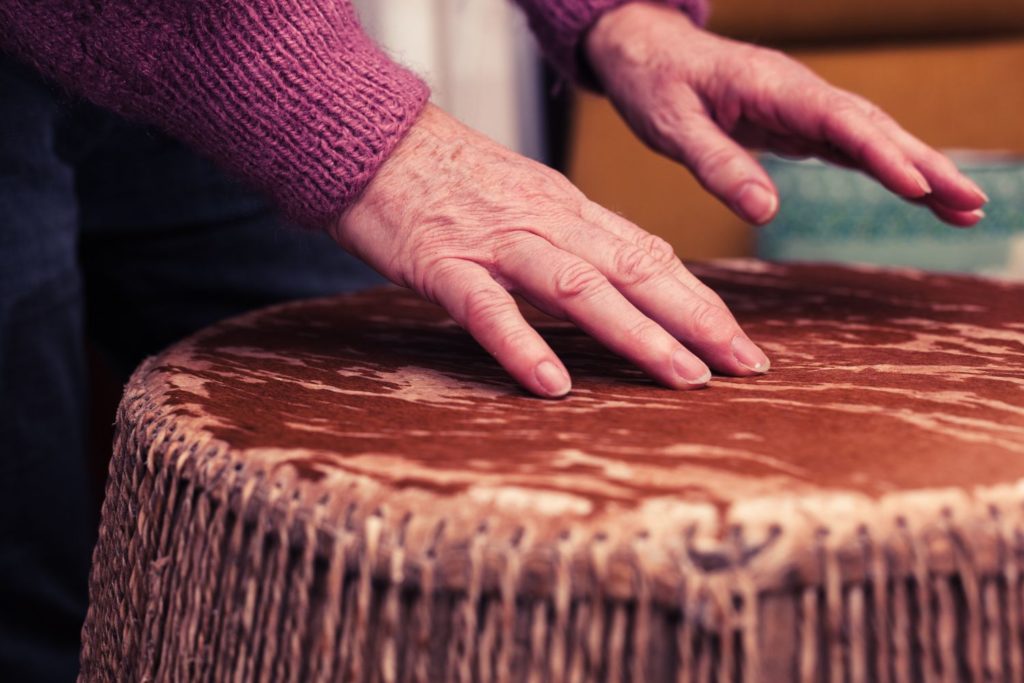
top-left (585, 2), bottom-right (989, 226)
top-left (331, 104), bottom-right (770, 398)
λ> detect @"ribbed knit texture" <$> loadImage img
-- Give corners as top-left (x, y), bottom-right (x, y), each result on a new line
top-left (513, 0), bottom-right (710, 84)
top-left (0, 1), bottom-right (430, 229)
top-left (0, 0), bottom-right (708, 229)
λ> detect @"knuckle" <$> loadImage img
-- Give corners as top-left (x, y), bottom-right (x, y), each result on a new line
top-left (695, 145), bottom-right (738, 181)
top-left (930, 151), bottom-right (961, 176)
top-left (821, 101), bottom-right (869, 152)
top-left (638, 233), bottom-right (677, 265)
top-left (611, 243), bottom-right (660, 287)
top-left (399, 224), bottom-right (470, 288)
top-left (492, 325), bottom-right (536, 360)
top-left (556, 222), bottom-right (591, 248)
top-left (624, 319), bottom-right (664, 350)
top-left (760, 47), bottom-right (788, 63)
top-left (407, 254), bottom-right (457, 302)
top-left (579, 200), bottom-right (614, 226)
top-left (646, 106), bottom-right (687, 145)
top-left (726, 46), bottom-right (789, 91)
top-left (689, 301), bottom-right (734, 342)
top-left (489, 229), bottom-right (537, 262)
top-left (747, 46), bottom-right (787, 74)
top-left (762, 48), bottom-right (812, 80)
top-left (861, 102), bottom-right (886, 122)
top-left (845, 91), bottom-right (887, 121)
top-left (718, 44), bottom-right (762, 78)
top-left (551, 261), bottom-right (605, 302)
top-left (827, 97), bottom-right (862, 124)
top-left (461, 286), bottom-right (510, 329)
top-left (542, 166), bottom-right (581, 194)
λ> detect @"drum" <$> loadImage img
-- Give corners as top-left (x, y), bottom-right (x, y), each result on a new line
top-left (79, 260), bottom-right (1024, 682)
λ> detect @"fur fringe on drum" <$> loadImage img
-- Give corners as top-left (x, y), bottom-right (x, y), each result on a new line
top-left (79, 353), bottom-right (1024, 682)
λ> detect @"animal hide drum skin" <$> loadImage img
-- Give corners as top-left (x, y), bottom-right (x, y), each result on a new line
top-left (79, 260), bottom-right (1024, 682)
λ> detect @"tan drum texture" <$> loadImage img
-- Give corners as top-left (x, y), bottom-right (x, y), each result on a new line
top-left (79, 261), bottom-right (1024, 682)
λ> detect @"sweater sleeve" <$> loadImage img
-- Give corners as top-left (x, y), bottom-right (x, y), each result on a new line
top-left (0, 1), bottom-right (429, 229)
top-left (512, 0), bottom-right (710, 84)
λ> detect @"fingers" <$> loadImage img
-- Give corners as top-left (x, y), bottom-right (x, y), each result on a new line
top-left (807, 99), bottom-right (932, 201)
top-left (577, 204), bottom-right (771, 375)
top-left (581, 205), bottom-right (770, 378)
top-left (912, 196), bottom-right (986, 228)
top-left (670, 110), bottom-right (781, 225)
top-left (734, 128), bottom-right (859, 169)
top-left (429, 260), bottom-right (573, 398)
top-left (843, 93), bottom-right (988, 212)
top-left (740, 128), bottom-right (985, 226)
top-left (497, 238), bottom-right (716, 390)
top-left (778, 86), bottom-right (988, 224)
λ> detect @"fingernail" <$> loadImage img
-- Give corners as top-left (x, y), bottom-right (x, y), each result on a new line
top-left (535, 360), bottom-right (571, 397)
top-left (966, 178), bottom-right (989, 203)
top-left (971, 208), bottom-right (986, 220)
top-left (907, 166), bottom-right (931, 197)
top-left (736, 183), bottom-right (778, 224)
top-left (672, 349), bottom-right (711, 385)
top-left (731, 336), bottom-right (770, 373)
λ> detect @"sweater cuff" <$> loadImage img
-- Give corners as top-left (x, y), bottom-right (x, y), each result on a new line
top-left (158, 3), bottom-right (431, 229)
top-left (517, 0), bottom-right (710, 86)
top-left (1, 1), bottom-right (430, 229)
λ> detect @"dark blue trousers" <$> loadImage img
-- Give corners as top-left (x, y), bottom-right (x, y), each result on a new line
top-left (0, 58), bottom-right (384, 681)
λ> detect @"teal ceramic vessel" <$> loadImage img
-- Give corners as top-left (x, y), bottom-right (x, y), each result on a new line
top-left (757, 152), bottom-right (1024, 279)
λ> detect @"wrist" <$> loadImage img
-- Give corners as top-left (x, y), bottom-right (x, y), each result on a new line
top-left (332, 104), bottom-right (471, 245)
top-left (585, 2), bottom-right (700, 86)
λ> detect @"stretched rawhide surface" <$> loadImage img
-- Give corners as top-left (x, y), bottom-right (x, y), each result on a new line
top-left (80, 260), bottom-right (1024, 682)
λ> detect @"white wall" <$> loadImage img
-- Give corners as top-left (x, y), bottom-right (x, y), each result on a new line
top-left (352, 0), bottom-right (544, 160)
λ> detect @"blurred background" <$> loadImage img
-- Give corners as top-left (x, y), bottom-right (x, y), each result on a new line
top-left (356, 0), bottom-right (1024, 278)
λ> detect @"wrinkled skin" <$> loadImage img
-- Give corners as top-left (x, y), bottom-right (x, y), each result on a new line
top-left (332, 2), bottom-right (988, 398)
top-left (587, 3), bottom-right (988, 227)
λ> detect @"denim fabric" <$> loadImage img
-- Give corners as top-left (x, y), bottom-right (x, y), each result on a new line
top-left (0, 58), bottom-right (385, 681)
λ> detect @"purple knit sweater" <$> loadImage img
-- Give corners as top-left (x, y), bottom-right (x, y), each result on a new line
top-left (0, 0), bottom-right (707, 229)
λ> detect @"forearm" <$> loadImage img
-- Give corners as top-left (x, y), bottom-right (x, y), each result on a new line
top-left (0, 0), bottom-right (429, 229)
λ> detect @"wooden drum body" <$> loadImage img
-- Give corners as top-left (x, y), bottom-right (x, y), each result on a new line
top-left (80, 261), bottom-right (1024, 682)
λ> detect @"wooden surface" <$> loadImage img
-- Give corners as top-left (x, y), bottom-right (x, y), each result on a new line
top-left (708, 0), bottom-right (1024, 45)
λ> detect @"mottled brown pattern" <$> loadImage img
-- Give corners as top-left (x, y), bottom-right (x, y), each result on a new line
top-left (160, 260), bottom-right (1024, 506)
top-left (80, 260), bottom-right (1024, 683)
